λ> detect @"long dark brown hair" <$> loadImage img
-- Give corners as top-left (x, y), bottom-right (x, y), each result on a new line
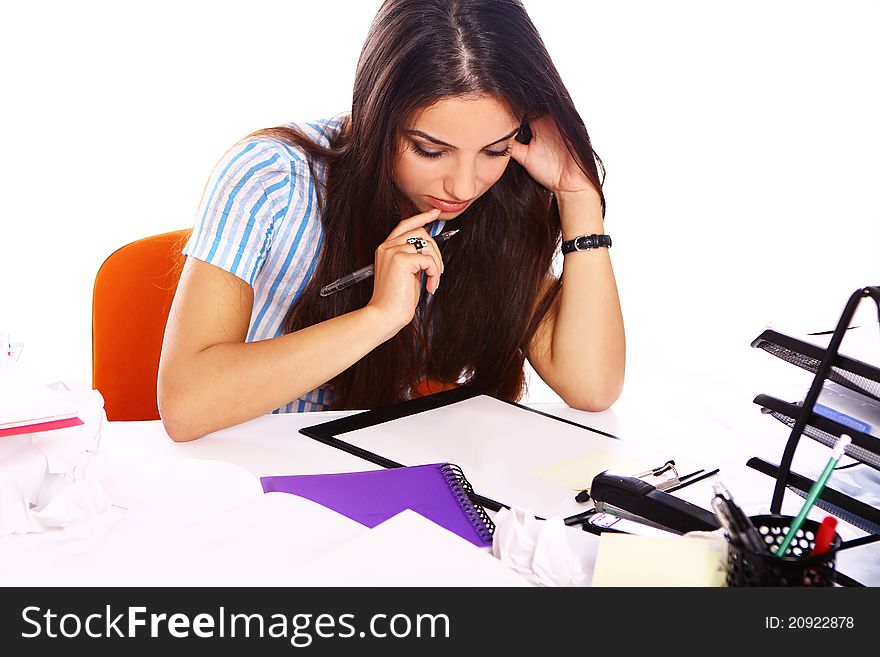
top-left (251, 0), bottom-right (605, 410)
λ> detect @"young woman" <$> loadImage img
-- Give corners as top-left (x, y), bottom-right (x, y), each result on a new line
top-left (158, 0), bottom-right (625, 442)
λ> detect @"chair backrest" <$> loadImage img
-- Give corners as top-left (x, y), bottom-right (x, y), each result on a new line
top-left (92, 229), bottom-right (191, 421)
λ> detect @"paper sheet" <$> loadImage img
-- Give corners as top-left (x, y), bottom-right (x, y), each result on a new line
top-left (0, 491), bottom-right (372, 586)
top-left (292, 509), bottom-right (533, 587)
top-left (0, 360), bottom-right (79, 428)
top-left (130, 493), bottom-right (371, 586)
top-left (329, 395), bottom-right (669, 519)
top-left (323, 395), bottom-right (715, 520)
top-left (591, 533), bottom-right (725, 587)
top-left (98, 454), bottom-right (264, 529)
top-left (0, 450), bottom-right (371, 586)
top-left (531, 450), bottom-right (653, 491)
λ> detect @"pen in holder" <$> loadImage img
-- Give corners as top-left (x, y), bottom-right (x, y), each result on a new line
top-left (724, 514), bottom-right (841, 586)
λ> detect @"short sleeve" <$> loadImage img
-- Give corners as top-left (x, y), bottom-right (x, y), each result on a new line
top-left (183, 138), bottom-right (305, 286)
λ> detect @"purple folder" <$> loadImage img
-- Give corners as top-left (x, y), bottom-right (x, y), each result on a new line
top-left (260, 463), bottom-right (494, 547)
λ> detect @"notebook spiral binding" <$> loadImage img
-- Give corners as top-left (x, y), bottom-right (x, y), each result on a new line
top-left (440, 463), bottom-right (496, 544)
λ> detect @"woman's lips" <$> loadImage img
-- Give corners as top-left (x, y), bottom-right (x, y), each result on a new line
top-left (427, 196), bottom-right (471, 213)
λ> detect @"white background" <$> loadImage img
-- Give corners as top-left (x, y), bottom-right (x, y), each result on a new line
top-left (2, 0), bottom-right (878, 402)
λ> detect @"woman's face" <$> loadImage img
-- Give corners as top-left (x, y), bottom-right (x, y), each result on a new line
top-left (393, 95), bottom-right (520, 219)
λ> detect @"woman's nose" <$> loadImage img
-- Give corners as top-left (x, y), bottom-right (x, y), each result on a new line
top-left (443, 158), bottom-right (478, 201)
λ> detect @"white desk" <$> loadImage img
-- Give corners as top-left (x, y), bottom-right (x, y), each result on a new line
top-left (2, 368), bottom-right (877, 586)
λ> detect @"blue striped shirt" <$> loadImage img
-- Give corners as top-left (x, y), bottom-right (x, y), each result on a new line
top-left (184, 117), bottom-right (447, 413)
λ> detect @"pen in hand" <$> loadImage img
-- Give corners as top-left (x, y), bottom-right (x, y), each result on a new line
top-left (320, 229), bottom-right (461, 297)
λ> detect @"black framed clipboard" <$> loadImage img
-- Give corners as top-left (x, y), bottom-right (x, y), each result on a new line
top-left (299, 386), bottom-right (715, 534)
top-left (299, 386), bottom-right (619, 516)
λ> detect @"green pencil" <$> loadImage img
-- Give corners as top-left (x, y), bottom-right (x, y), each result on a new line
top-left (774, 434), bottom-right (851, 557)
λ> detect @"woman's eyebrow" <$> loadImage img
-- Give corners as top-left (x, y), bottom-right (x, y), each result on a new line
top-left (404, 127), bottom-right (520, 149)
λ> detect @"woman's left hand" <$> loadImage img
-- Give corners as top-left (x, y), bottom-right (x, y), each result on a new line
top-left (509, 115), bottom-right (599, 198)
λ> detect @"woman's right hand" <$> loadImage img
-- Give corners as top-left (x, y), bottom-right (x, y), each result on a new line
top-left (367, 208), bottom-right (445, 330)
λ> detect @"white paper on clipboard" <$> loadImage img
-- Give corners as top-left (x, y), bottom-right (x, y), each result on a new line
top-left (324, 395), bottom-right (712, 520)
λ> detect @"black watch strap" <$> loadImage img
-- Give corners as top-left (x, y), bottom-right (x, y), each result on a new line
top-left (561, 233), bottom-right (612, 255)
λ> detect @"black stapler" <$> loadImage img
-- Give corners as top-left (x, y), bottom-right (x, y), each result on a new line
top-left (589, 470), bottom-right (721, 534)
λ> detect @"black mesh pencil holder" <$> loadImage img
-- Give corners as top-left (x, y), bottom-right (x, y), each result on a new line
top-left (725, 514), bottom-right (841, 587)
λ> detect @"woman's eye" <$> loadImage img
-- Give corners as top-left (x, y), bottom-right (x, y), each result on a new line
top-left (410, 143), bottom-right (512, 159)
top-left (486, 145), bottom-right (512, 158)
top-left (411, 143), bottom-right (444, 159)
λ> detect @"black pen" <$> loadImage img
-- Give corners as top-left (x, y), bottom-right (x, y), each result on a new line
top-left (319, 229), bottom-right (460, 297)
top-left (711, 482), bottom-right (767, 554)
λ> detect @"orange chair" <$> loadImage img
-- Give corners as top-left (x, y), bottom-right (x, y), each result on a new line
top-left (92, 229), bottom-right (191, 421)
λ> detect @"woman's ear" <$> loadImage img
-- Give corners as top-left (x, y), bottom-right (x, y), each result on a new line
top-left (515, 118), bottom-right (532, 144)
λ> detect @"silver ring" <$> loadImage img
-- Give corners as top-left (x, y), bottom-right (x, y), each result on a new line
top-left (406, 237), bottom-right (428, 252)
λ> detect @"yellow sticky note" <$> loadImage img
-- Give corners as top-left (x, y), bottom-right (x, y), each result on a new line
top-left (591, 534), bottom-right (723, 587)
top-left (531, 450), bottom-right (652, 491)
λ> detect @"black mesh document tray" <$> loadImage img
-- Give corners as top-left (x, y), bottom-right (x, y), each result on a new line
top-left (748, 286), bottom-right (880, 585)
top-left (753, 393), bottom-right (880, 471)
top-left (751, 329), bottom-right (880, 402)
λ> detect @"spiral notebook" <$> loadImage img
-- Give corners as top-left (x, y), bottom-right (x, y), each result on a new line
top-left (259, 463), bottom-right (495, 547)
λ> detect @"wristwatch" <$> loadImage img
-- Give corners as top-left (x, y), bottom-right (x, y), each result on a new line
top-left (561, 233), bottom-right (612, 255)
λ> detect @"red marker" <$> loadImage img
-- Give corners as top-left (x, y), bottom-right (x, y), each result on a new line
top-left (811, 516), bottom-right (838, 556)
